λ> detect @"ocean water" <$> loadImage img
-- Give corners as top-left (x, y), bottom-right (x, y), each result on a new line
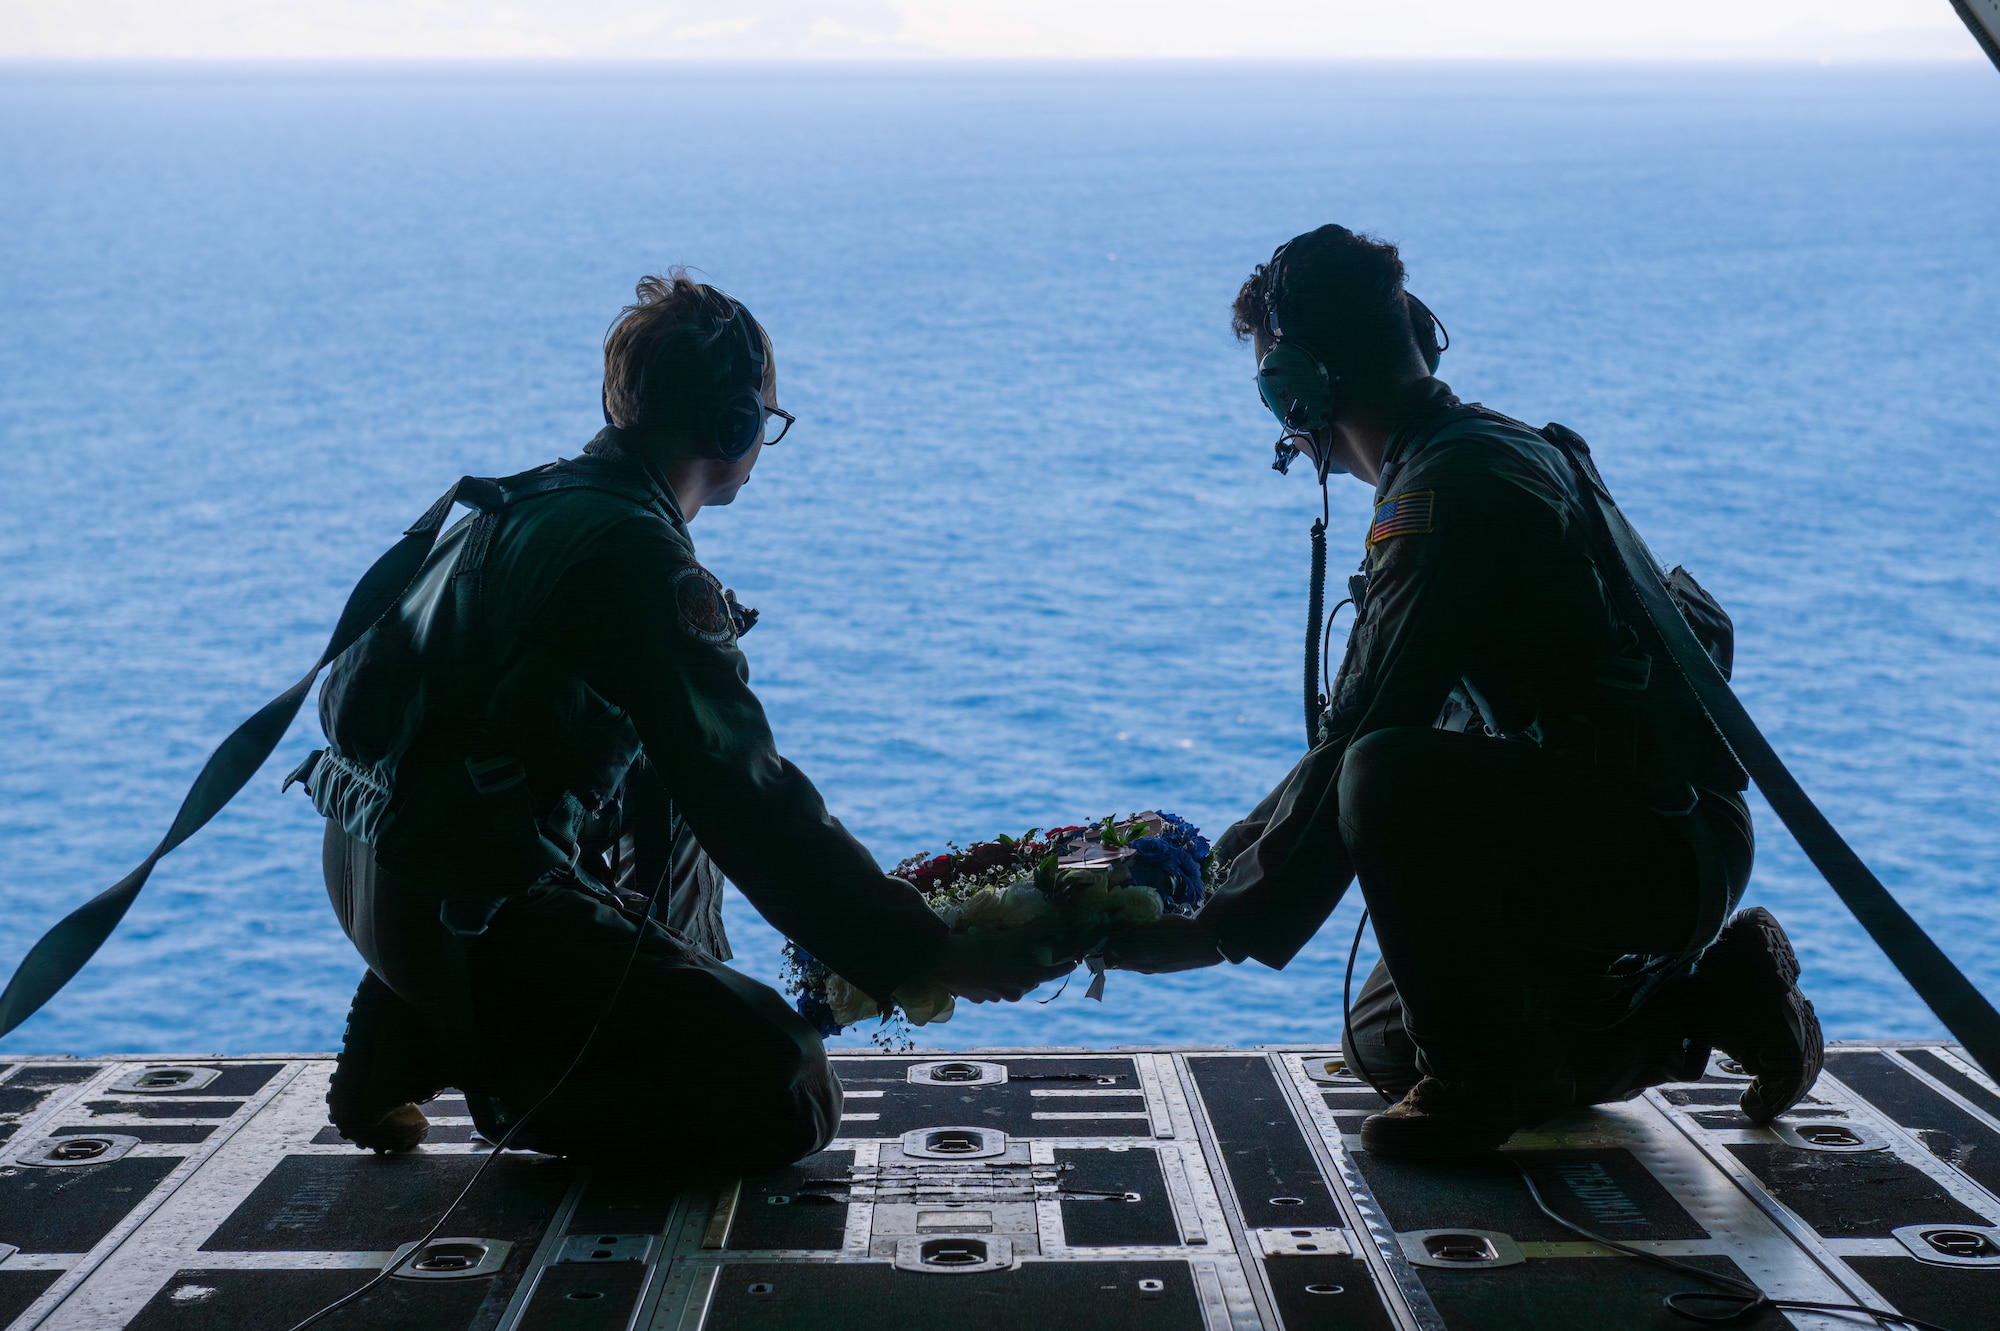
top-left (1, 61), bottom-right (1996, 1057)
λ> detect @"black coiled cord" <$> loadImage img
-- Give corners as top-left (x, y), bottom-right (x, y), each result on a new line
top-left (1304, 515), bottom-right (1327, 747)
top-left (1303, 460), bottom-right (1334, 748)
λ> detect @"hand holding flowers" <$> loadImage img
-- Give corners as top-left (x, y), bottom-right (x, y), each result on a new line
top-left (781, 812), bottom-right (1216, 1048)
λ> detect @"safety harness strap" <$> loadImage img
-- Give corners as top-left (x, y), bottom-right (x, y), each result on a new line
top-left (0, 477), bottom-right (504, 1038)
top-left (1541, 422), bottom-right (2000, 1080)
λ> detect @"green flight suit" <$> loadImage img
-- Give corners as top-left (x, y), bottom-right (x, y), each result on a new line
top-left (1201, 380), bottom-right (1753, 1102)
top-left (309, 428), bottom-right (947, 1165)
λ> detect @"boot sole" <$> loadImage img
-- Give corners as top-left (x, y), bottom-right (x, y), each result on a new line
top-left (1743, 907), bottom-right (1802, 994)
top-left (1718, 908), bottom-right (1823, 1123)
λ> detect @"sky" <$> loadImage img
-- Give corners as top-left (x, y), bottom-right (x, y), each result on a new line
top-left (0, 0), bottom-right (1981, 61)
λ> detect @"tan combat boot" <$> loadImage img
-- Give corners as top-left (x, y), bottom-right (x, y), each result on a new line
top-left (1358, 1074), bottom-right (1558, 1159)
top-left (326, 969), bottom-right (453, 1153)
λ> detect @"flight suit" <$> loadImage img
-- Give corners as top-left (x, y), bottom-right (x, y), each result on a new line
top-left (1201, 380), bottom-right (1753, 1107)
top-left (305, 428), bottom-right (947, 1166)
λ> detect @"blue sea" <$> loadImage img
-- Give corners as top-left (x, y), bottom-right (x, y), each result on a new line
top-left (2, 62), bottom-right (1996, 1057)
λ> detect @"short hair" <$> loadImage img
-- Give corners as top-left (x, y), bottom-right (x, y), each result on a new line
top-left (602, 269), bottom-right (762, 441)
top-left (1231, 225), bottom-right (1418, 400)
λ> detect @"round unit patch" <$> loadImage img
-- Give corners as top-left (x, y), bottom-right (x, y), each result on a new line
top-left (672, 564), bottom-right (736, 645)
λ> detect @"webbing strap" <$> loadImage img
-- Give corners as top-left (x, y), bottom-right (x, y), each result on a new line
top-left (0, 477), bottom-right (502, 1039)
top-left (1543, 424), bottom-right (2000, 1079)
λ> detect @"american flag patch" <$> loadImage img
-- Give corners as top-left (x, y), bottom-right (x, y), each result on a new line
top-left (1368, 490), bottom-right (1435, 546)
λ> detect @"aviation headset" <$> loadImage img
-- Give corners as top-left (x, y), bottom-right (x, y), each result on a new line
top-left (1254, 237), bottom-right (1449, 475)
top-left (704, 295), bottom-right (775, 463)
top-left (1251, 234), bottom-right (1451, 749)
top-left (604, 290), bottom-right (776, 464)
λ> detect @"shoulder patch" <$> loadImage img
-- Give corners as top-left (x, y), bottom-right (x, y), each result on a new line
top-left (1368, 490), bottom-right (1435, 547)
top-left (672, 564), bottom-right (737, 645)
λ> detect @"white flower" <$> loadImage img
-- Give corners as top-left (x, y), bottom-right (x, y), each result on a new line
top-left (1105, 885), bottom-right (1165, 924)
top-left (955, 881), bottom-right (1056, 933)
top-left (825, 974), bottom-right (880, 1026)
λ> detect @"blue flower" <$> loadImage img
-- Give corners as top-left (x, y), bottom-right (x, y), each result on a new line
top-left (781, 942), bottom-right (842, 1037)
top-left (1154, 812), bottom-right (1211, 862)
top-left (796, 990), bottom-right (843, 1039)
top-left (1131, 835), bottom-right (1206, 912)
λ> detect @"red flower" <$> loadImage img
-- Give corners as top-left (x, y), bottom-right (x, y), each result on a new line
top-left (906, 854), bottom-right (958, 891)
top-left (960, 842), bottom-right (1020, 874)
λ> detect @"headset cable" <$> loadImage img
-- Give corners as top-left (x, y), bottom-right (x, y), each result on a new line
top-left (1516, 1163), bottom-right (1958, 1330)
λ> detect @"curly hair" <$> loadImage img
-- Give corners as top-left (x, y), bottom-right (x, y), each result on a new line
top-left (602, 268), bottom-right (762, 440)
top-left (1232, 225), bottom-right (1417, 401)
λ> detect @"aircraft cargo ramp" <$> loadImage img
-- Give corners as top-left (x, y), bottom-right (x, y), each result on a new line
top-left (2, 1043), bottom-right (1998, 1330)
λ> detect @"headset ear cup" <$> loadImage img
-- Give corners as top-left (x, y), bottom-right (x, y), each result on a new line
top-left (704, 296), bottom-right (770, 462)
top-left (1257, 342), bottom-right (1336, 433)
top-left (713, 388), bottom-right (764, 462)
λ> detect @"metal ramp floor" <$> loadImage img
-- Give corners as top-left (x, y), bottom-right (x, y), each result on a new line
top-left (2, 1042), bottom-right (1998, 1330)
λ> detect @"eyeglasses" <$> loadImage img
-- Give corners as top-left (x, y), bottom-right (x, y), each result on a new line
top-left (761, 404), bottom-right (796, 447)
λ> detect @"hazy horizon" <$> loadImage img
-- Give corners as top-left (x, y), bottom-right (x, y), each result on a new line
top-left (1, 0), bottom-right (1981, 63)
